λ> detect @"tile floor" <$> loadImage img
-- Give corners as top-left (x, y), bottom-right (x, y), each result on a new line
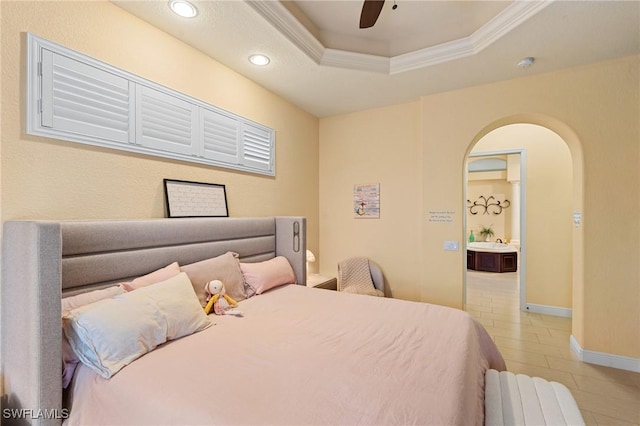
top-left (465, 270), bottom-right (640, 425)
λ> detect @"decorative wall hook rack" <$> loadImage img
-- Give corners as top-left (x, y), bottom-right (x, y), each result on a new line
top-left (467, 195), bottom-right (510, 215)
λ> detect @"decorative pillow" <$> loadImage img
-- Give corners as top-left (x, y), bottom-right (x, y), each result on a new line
top-left (61, 260), bottom-right (179, 388)
top-left (240, 256), bottom-right (296, 295)
top-left (61, 285), bottom-right (126, 388)
top-left (122, 262), bottom-right (181, 291)
top-left (180, 252), bottom-right (246, 306)
top-left (62, 272), bottom-right (211, 379)
top-left (62, 285), bottom-right (126, 315)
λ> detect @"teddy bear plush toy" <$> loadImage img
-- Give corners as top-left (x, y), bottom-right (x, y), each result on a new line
top-left (204, 280), bottom-right (243, 316)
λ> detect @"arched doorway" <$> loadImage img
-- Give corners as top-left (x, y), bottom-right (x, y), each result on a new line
top-left (463, 120), bottom-right (583, 322)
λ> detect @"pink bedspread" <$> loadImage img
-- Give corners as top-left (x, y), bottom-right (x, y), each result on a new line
top-left (65, 285), bottom-right (505, 425)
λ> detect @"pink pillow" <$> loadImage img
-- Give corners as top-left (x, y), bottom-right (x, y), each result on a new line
top-left (61, 285), bottom-right (126, 388)
top-left (240, 256), bottom-right (296, 295)
top-left (122, 262), bottom-right (181, 291)
top-left (62, 285), bottom-right (125, 315)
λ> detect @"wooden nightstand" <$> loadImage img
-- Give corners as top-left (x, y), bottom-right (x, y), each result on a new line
top-left (306, 274), bottom-right (337, 290)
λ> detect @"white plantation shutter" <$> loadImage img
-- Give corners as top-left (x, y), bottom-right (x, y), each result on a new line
top-left (137, 86), bottom-right (197, 156)
top-left (40, 49), bottom-right (133, 144)
top-left (28, 33), bottom-right (275, 176)
top-left (241, 122), bottom-right (273, 171)
top-left (201, 108), bottom-right (240, 164)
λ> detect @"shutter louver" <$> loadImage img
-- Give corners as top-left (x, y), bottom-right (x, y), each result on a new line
top-left (201, 109), bottom-right (240, 164)
top-left (41, 49), bottom-right (131, 143)
top-left (138, 86), bottom-right (196, 156)
top-left (242, 123), bottom-right (273, 171)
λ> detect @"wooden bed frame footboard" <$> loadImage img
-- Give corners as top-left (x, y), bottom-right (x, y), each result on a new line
top-left (0, 217), bottom-right (306, 426)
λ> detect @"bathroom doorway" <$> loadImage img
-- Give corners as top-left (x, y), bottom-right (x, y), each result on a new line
top-left (464, 124), bottom-right (574, 316)
top-left (464, 149), bottom-right (526, 310)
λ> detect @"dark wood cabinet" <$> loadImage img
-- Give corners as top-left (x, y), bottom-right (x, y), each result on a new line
top-left (467, 250), bottom-right (517, 273)
top-left (467, 250), bottom-right (476, 270)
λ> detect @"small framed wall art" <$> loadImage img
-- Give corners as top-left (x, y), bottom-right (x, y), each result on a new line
top-left (353, 183), bottom-right (380, 219)
top-left (164, 179), bottom-right (228, 218)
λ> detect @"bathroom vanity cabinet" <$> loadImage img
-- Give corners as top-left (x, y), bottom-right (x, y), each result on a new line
top-left (467, 250), bottom-right (518, 273)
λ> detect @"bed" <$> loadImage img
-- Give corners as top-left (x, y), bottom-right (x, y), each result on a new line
top-left (1, 217), bottom-right (505, 426)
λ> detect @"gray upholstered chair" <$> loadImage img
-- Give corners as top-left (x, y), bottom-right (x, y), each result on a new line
top-left (337, 257), bottom-right (385, 297)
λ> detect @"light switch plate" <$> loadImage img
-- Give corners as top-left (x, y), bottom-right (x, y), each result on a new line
top-left (573, 212), bottom-right (582, 227)
top-left (444, 241), bottom-right (459, 251)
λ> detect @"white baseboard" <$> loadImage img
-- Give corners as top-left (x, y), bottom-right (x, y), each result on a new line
top-left (570, 335), bottom-right (640, 373)
top-left (524, 303), bottom-right (572, 318)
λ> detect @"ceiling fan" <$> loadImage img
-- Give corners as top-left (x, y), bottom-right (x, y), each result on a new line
top-left (359, 0), bottom-right (396, 29)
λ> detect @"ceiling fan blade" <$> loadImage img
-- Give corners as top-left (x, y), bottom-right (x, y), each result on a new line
top-left (359, 0), bottom-right (385, 29)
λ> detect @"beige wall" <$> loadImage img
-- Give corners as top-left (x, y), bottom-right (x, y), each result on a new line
top-left (319, 101), bottom-right (422, 300)
top-left (0, 1), bottom-right (319, 374)
top-left (1, 1), bottom-right (318, 226)
top-left (466, 178), bottom-right (512, 242)
top-left (421, 57), bottom-right (639, 359)
top-left (321, 56), bottom-right (639, 359)
top-left (472, 125), bottom-right (574, 309)
top-left (1, 1), bottom-right (638, 367)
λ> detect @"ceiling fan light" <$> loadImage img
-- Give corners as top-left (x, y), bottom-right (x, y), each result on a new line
top-left (169, 0), bottom-right (198, 18)
top-left (249, 54), bottom-right (270, 66)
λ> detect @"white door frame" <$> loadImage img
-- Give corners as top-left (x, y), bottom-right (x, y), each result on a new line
top-left (464, 148), bottom-right (527, 311)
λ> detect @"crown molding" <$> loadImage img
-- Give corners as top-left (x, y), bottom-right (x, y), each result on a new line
top-left (391, 37), bottom-right (474, 74)
top-left (471, 0), bottom-right (553, 52)
top-left (246, 0), bottom-right (553, 75)
top-left (245, 0), bottom-right (324, 63)
top-left (321, 49), bottom-right (390, 73)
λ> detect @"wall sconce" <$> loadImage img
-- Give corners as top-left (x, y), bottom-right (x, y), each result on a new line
top-left (306, 249), bottom-right (316, 274)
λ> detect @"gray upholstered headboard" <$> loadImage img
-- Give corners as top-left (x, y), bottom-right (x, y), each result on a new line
top-left (0, 216), bottom-right (306, 426)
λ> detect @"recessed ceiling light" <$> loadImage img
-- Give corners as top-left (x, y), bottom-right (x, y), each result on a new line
top-left (516, 57), bottom-right (535, 68)
top-left (169, 0), bottom-right (198, 18)
top-left (249, 54), bottom-right (270, 66)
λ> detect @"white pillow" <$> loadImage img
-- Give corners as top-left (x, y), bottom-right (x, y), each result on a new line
top-left (61, 285), bottom-right (126, 388)
top-left (62, 272), bottom-right (211, 378)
